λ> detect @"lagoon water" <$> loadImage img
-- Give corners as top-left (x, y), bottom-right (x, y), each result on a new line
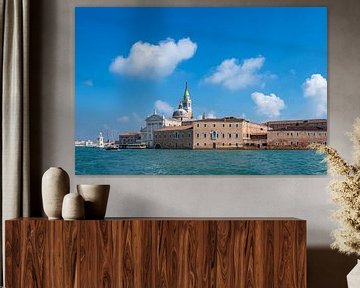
top-left (75, 147), bottom-right (327, 175)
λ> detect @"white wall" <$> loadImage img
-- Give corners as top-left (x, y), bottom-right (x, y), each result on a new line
top-left (30, 0), bottom-right (360, 248)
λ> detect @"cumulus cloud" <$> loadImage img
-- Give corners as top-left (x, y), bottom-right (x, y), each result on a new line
top-left (303, 74), bottom-right (327, 117)
top-left (155, 100), bottom-right (173, 115)
top-left (204, 56), bottom-right (268, 90)
top-left (251, 92), bottom-right (286, 118)
top-left (117, 116), bottom-right (129, 123)
top-left (109, 38), bottom-right (197, 79)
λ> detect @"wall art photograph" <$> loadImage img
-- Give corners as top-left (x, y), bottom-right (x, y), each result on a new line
top-left (75, 7), bottom-right (327, 175)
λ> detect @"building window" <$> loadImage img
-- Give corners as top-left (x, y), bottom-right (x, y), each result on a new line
top-left (197, 143), bottom-right (199, 146)
top-left (196, 133), bottom-right (200, 138)
top-left (229, 143), bottom-right (232, 146)
top-left (204, 124), bottom-right (207, 128)
top-left (229, 133), bottom-right (232, 138)
top-left (236, 124), bottom-right (239, 127)
top-left (197, 124), bottom-right (200, 127)
top-left (229, 124), bottom-right (232, 127)
top-left (189, 133), bottom-right (191, 137)
top-left (211, 131), bottom-right (217, 140)
top-left (236, 143), bottom-right (238, 147)
top-left (222, 124), bottom-right (225, 127)
top-left (235, 133), bottom-right (239, 138)
top-left (204, 133), bottom-right (207, 138)
top-left (213, 124), bottom-right (216, 127)
top-left (222, 143), bottom-right (225, 146)
top-left (222, 134), bottom-right (225, 138)
top-left (204, 143), bottom-right (207, 146)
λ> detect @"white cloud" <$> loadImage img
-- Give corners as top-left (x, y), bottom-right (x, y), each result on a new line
top-left (303, 74), bottom-right (327, 117)
top-left (204, 56), bottom-right (267, 90)
top-left (251, 92), bottom-right (286, 118)
top-left (155, 100), bottom-right (173, 115)
top-left (110, 38), bottom-right (197, 79)
top-left (207, 111), bottom-right (216, 119)
top-left (197, 111), bottom-right (216, 119)
top-left (117, 116), bottom-right (129, 123)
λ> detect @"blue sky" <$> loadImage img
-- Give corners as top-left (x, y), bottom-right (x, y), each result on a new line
top-left (75, 7), bottom-right (327, 140)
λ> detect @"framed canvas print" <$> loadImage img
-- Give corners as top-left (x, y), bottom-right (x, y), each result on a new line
top-left (75, 7), bottom-right (327, 175)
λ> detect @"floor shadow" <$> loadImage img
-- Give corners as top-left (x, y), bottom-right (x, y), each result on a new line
top-left (308, 248), bottom-right (357, 288)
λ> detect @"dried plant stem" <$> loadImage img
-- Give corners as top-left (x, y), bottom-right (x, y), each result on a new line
top-left (309, 118), bottom-right (360, 256)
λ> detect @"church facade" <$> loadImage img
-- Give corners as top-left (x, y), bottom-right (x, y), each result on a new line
top-left (140, 83), bottom-right (193, 148)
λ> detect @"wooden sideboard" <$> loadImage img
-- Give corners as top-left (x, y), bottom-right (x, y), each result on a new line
top-left (5, 218), bottom-right (306, 287)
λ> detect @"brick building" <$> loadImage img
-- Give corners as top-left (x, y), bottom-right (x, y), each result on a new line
top-left (153, 117), bottom-right (268, 149)
top-left (153, 126), bottom-right (193, 149)
top-left (267, 126), bottom-right (327, 148)
top-left (119, 132), bottom-right (141, 145)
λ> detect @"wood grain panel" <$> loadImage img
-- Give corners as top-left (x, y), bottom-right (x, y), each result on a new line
top-left (47, 220), bottom-right (64, 288)
top-left (21, 219), bottom-right (47, 288)
top-left (6, 218), bottom-right (306, 288)
top-left (63, 221), bottom-right (80, 288)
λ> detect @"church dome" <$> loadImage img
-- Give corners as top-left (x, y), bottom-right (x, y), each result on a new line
top-left (173, 108), bottom-right (188, 118)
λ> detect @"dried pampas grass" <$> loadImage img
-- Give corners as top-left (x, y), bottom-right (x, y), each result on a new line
top-left (310, 118), bottom-right (360, 256)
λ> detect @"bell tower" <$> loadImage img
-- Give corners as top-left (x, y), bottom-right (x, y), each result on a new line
top-left (182, 82), bottom-right (192, 118)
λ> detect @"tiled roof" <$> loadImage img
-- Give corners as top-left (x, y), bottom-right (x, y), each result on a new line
top-left (270, 126), bottom-right (327, 131)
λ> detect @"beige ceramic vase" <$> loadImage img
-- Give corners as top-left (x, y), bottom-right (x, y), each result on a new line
top-left (77, 184), bottom-right (110, 219)
top-left (42, 167), bottom-right (70, 219)
top-left (62, 192), bottom-right (85, 220)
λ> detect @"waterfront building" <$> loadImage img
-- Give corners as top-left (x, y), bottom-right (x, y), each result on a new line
top-left (267, 126), bottom-right (327, 148)
top-left (154, 117), bottom-right (268, 149)
top-left (192, 118), bottom-right (268, 149)
top-left (265, 119), bottom-right (327, 148)
top-left (140, 111), bottom-right (181, 148)
top-left (154, 125), bottom-right (193, 149)
top-left (264, 119), bottom-right (327, 130)
top-left (119, 132), bottom-right (141, 145)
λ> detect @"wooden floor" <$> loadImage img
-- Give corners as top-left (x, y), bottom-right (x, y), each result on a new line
top-left (5, 218), bottom-right (306, 287)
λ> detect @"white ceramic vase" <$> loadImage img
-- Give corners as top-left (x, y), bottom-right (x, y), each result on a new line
top-left (347, 259), bottom-right (360, 288)
top-left (77, 184), bottom-right (110, 219)
top-left (42, 167), bottom-right (70, 219)
top-left (62, 192), bottom-right (85, 220)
